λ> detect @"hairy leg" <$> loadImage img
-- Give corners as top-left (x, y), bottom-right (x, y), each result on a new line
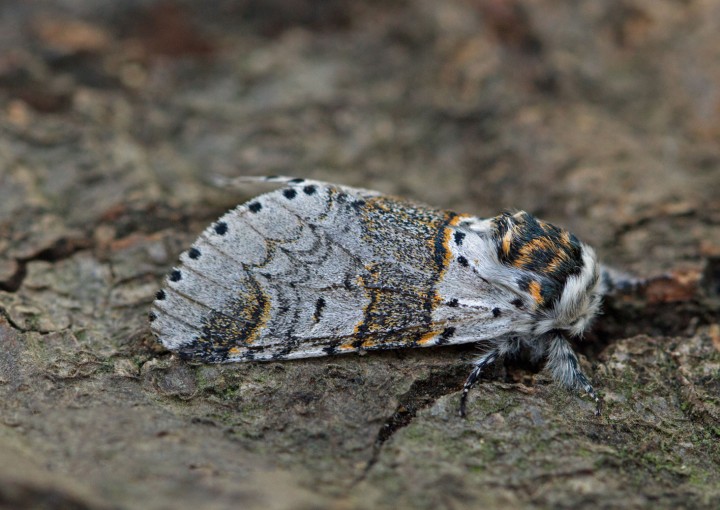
top-left (545, 334), bottom-right (602, 416)
top-left (459, 349), bottom-right (500, 418)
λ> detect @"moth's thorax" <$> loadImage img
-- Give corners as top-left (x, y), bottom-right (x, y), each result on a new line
top-left (488, 211), bottom-right (602, 336)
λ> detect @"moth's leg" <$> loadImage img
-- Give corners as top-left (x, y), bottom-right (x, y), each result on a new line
top-left (459, 349), bottom-right (500, 418)
top-left (546, 335), bottom-right (602, 416)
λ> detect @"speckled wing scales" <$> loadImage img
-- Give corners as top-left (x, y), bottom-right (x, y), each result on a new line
top-left (150, 177), bottom-right (523, 362)
top-left (153, 179), bottom-right (361, 361)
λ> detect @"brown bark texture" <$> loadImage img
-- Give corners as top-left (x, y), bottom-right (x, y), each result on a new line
top-left (0, 1), bottom-right (719, 509)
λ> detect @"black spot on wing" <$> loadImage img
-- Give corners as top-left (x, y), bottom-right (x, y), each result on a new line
top-left (313, 297), bottom-right (326, 322)
top-left (214, 221), bottom-right (228, 235)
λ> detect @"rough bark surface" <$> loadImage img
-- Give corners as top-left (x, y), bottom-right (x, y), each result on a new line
top-left (1, 1), bottom-right (719, 509)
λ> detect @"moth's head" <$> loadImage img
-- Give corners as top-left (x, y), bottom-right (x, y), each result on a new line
top-left (492, 211), bottom-right (602, 336)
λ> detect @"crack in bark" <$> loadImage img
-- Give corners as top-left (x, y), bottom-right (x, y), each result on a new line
top-left (0, 236), bottom-right (92, 292)
top-left (0, 263), bottom-right (26, 293)
top-left (0, 202), bottom-right (200, 293)
top-left (355, 363), bottom-right (468, 484)
top-left (0, 305), bottom-right (27, 332)
top-left (579, 268), bottom-right (720, 360)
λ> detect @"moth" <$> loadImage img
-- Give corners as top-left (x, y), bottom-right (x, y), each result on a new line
top-left (150, 176), bottom-right (619, 416)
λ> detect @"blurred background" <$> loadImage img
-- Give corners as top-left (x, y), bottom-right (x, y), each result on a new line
top-left (0, 2), bottom-right (719, 509)
top-left (1, 0), bottom-right (718, 275)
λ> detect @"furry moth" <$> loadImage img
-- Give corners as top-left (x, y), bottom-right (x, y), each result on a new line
top-left (150, 177), bottom-right (614, 416)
